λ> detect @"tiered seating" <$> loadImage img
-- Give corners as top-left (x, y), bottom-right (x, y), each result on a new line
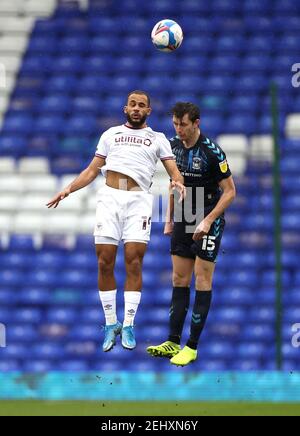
top-left (0, 0), bottom-right (299, 372)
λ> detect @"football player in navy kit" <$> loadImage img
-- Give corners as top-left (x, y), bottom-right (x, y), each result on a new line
top-left (147, 102), bottom-right (236, 366)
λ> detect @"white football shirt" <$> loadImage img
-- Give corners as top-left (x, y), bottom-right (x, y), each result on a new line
top-left (95, 124), bottom-right (174, 192)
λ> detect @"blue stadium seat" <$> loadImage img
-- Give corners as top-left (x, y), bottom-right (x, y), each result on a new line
top-left (212, 308), bottom-right (246, 323)
top-left (235, 75), bottom-right (268, 92)
top-left (26, 271), bottom-right (58, 288)
top-left (64, 115), bottom-right (98, 135)
top-left (39, 95), bottom-right (71, 113)
top-left (27, 37), bottom-right (58, 54)
top-left (31, 343), bottom-right (64, 359)
top-left (198, 360), bottom-right (230, 371)
top-left (19, 288), bottom-right (51, 305)
top-left (47, 75), bottom-right (78, 93)
top-left (225, 115), bottom-right (257, 134)
top-left (23, 361), bottom-right (54, 372)
top-left (1, 344), bottom-right (29, 359)
top-left (201, 342), bottom-right (235, 359)
top-left (46, 308), bottom-right (78, 324)
top-left (232, 360), bottom-right (262, 371)
top-left (0, 270), bottom-right (25, 287)
top-left (7, 325), bottom-right (38, 342)
top-left (241, 324), bottom-right (275, 344)
top-left (0, 308), bottom-right (11, 324)
top-left (70, 325), bottom-right (100, 340)
top-left (249, 307), bottom-right (275, 323)
top-left (59, 361), bottom-right (89, 371)
top-left (2, 115), bottom-right (33, 134)
top-left (0, 360), bottom-right (21, 372)
top-left (58, 36), bottom-right (89, 53)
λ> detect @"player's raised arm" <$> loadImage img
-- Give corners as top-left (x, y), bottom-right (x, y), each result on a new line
top-left (46, 156), bottom-right (105, 209)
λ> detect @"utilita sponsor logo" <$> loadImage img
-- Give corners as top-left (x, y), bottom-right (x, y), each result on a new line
top-left (115, 135), bottom-right (152, 147)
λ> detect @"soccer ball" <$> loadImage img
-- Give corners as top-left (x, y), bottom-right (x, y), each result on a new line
top-left (151, 19), bottom-right (183, 52)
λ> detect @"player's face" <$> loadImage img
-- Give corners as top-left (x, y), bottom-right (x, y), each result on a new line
top-left (173, 114), bottom-right (199, 141)
top-left (124, 94), bottom-right (152, 128)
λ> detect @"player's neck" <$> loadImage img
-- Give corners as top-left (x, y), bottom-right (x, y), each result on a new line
top-left (125, 122), bottom-right (147, 130)
top-left (183, 129), bottom-right (201, 148)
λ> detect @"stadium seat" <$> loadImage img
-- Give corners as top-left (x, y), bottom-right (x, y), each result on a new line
top-left (0, 0), bottom-right (298, 374)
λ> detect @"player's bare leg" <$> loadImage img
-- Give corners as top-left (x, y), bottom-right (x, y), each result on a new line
top-left (122, 242), bottom-right (147, 349)
top-left (96, 244), bottom-right (121, 351)
top-left (171, 258), bottom-right (215, 366)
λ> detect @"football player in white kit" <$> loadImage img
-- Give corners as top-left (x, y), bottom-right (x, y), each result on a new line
top-left (47, 91), bottom-right (185, 352)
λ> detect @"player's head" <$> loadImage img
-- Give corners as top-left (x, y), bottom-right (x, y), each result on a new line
top-left (124, 90), bottom-right (152, 128)
top-left (171, 102), bottom-right (200, 141)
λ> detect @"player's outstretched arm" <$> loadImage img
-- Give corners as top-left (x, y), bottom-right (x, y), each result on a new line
top-left (164, 183), bottom-right (174, 236)
top-left (46, 156), bottom-right (105, 209)
top-left (162, 160), bottom-right (186, 203)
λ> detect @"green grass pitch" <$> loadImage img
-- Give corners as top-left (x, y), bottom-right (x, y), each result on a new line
top-left (0, 401), bottom-right (299, 416)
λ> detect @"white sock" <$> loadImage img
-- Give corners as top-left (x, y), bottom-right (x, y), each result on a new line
top-left (123, 291), bottom-right (141, 327)
top-left (99, 290), bottom-right (117, 325)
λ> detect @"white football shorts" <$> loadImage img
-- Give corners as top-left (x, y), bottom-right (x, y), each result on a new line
top-left (94, 185), bottom-right (153, 245)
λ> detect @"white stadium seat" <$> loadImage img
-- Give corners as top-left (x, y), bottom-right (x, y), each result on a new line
top-left (21, 175), bottom-right (58, 193)
top-left (0, 194), bottom-right (20, 212)
top-left (227, 156), bottom-right (247, 176)
top-left (0, 17), bottom-right (34, 34)
top-left (87, 195), bottom-right (97, 211)
top-left (13, 213), bottom-right (44, 234)
top-left (249, 135), bottom-right (273, 161)
top-left (217, 134), bottom-right (249, 155)
top-left (44, 213), bottom-right (81, 234)
top-left (55, 195), bottom-right (83, 212)
top-left (0, 157), bottom-right (16, 173)
top-left (0, 75), bottom-right (17, 97)
top-left (216, 134), bottom-right (249, 176)
top-left (23, 0), bottom-right (56, 16)
top-left (285, 113), bottom-right (300, 138)
top-left (18, 194), bottom-right (52, 213)
top-left (78, 213), bottom-right (96, 234)
top-left (0, 213), bottom-right (13, 233)
top-left (0, 175), bottom-right (23, 193)
top-left (0, 55), bottom-right (22, 74)
top-left (0, 36), bottom-right (28, 54)
top-left (0, 1), bottom-right (23, 14)
top-left (18, 157), bottom-right (50, 174)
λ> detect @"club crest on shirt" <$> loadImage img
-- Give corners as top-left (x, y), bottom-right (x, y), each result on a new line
top-left (192, 157), bottom-right (202, 170)
top-left (219, 159), bottom-right (228, 173)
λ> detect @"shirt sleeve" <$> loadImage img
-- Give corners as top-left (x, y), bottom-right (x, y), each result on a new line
top-left (95, 131), bottom-right (110, 159)
top-left (157, 135), bottom-right (175, 161)
top-left (209, 142), bottom-right (232, 182)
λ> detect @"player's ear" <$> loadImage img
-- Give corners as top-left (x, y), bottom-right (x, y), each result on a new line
top-left (147, 106), bottom-right (152, 115)
top-left (195, 119), bottom-right (200, 128)
top-left (124, 105), bottom-right (128, 114)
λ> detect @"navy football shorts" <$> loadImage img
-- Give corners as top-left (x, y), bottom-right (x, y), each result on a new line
top-left (170, 212), bottom-right (225, 263)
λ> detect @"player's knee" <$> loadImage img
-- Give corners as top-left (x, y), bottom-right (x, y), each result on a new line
top-left (173, 271), bottom-right (190, 287)
top-left (98, 257), bottom-right (115, 275)
top-left (195, 272), bottom-right (213, 290)
top-left (125, 257), bottom-right (143, 275)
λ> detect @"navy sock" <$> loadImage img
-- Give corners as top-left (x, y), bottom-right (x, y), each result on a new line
top-left (168, 287), bottom-right (190, 345)
top-left (187, 290), bottom-right (212, 350)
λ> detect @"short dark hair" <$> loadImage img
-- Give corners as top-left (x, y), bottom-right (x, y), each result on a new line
top-left (127, 90), bottom-right (151, 107)
top-left (172, 102), bottom-right (200, 122)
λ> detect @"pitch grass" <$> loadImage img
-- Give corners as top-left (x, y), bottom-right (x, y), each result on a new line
top-left (0, 401), bottom-right (299, 416)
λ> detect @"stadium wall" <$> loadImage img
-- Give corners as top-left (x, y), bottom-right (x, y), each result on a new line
top-left (0, 372), bottom-right (300, 403)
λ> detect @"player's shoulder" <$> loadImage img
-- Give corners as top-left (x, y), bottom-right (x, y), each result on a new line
top-left (169, 135), bottom-right (182, 149)
top-left (200, 134), bottom-right (226, 161)
top-left (101, 125), bottom-right (124, 136)
top-left (146, 127), bottom-right (170, 144)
